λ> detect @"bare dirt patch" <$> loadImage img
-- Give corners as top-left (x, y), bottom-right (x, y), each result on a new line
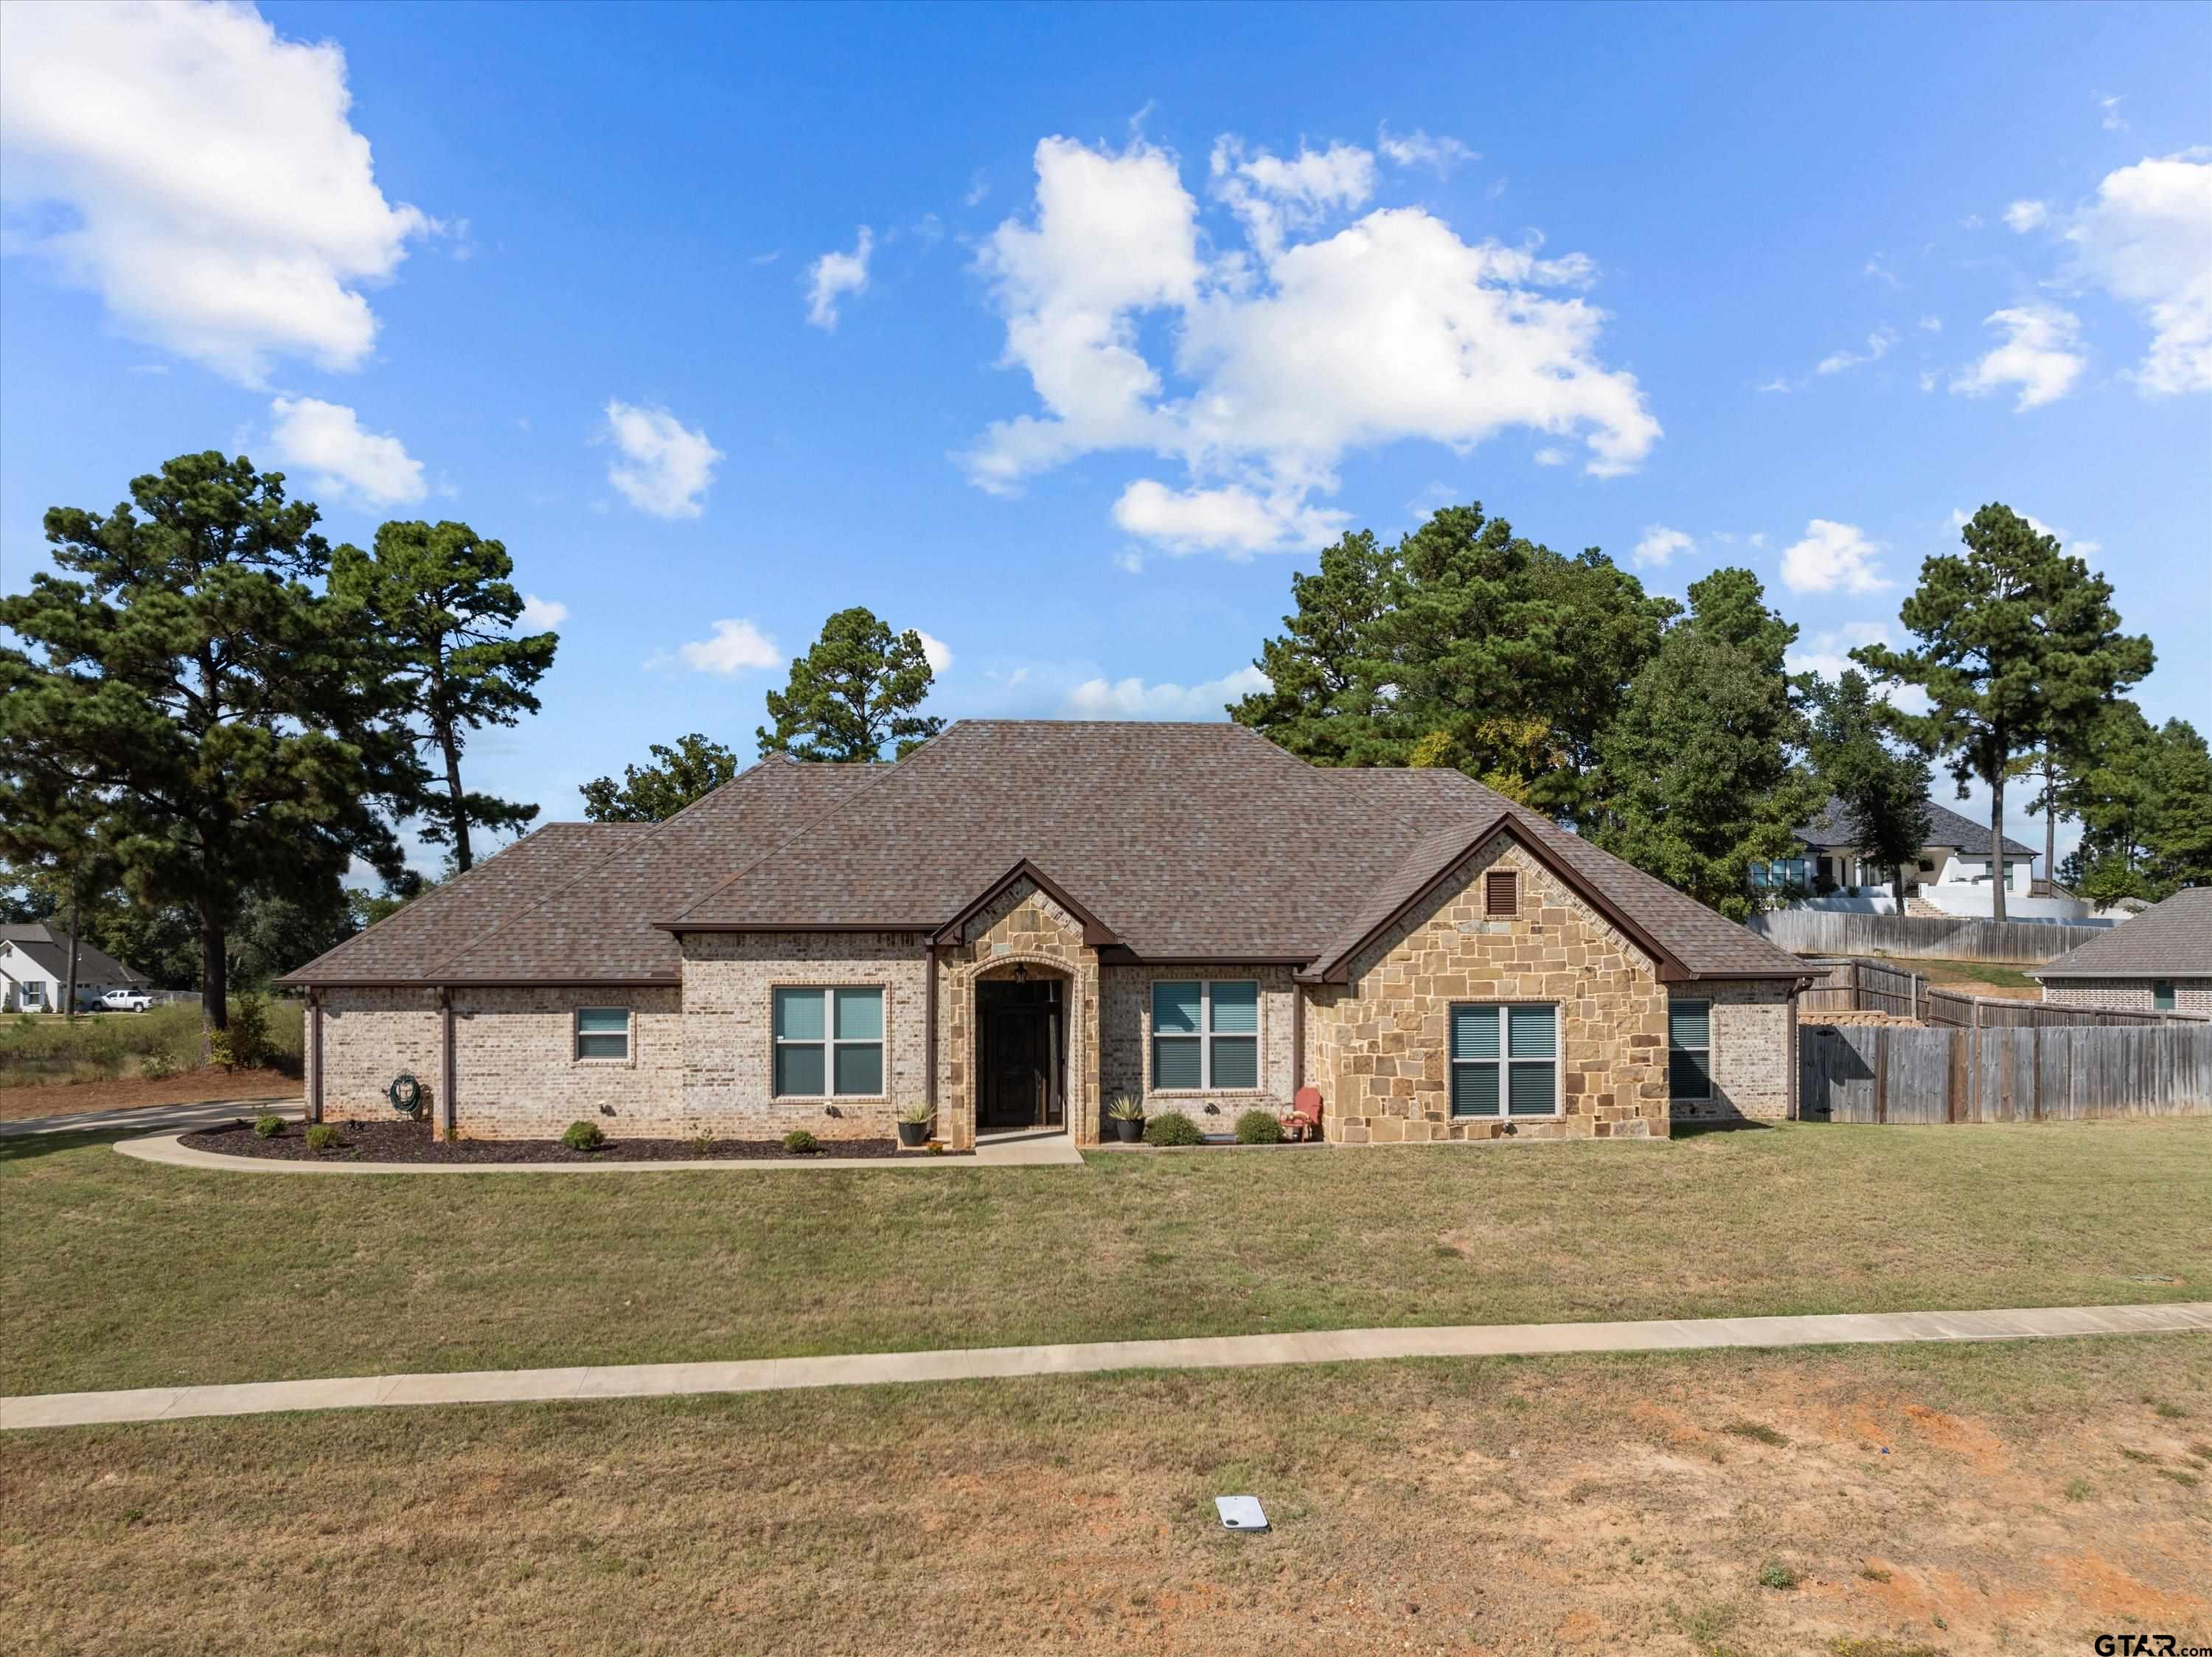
top-left (0, 1068), bottom-right (299, 1121)
top-left (4, 1338), bottom-right (2206, 1656)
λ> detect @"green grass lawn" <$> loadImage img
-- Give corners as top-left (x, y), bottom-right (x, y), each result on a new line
top-left (1868, 953), bottom-right (2039, 990)
top-left (5, 1118), bottom-right (2206, 1397)
top-left (7, 1338), bottom-right (2208, 1656)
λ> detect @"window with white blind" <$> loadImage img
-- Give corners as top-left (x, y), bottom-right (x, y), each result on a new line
top-left (773, 987), bottom-right (885, 1097)
top-left (1668, 998), bottom-right (1712, 1100)
top-left (574, 1007), bottom-right (631, 1061)
top-left (1449, 1004), bottom-right (1559, 1118)
top-left (1150, 979), bottom-right (1259, 1090)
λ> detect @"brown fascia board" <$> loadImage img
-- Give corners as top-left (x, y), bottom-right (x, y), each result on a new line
top-left (282, 976), bottom-right (678, 990)
top-left (929, 860), bottom-right (1121, 950)
top-left (1298, 813), bottom-right (1694, 985)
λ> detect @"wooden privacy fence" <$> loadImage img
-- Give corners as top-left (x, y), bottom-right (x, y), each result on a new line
top-left (1749, 909), bottom-right (2118, 965)
top-left (1799, 1023), bottom-right (2212, 1123)
top-left (1800, 959), bottom-right (2209, 1029)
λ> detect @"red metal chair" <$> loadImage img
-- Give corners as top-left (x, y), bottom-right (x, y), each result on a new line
top-left (1283, 1087), bottom-right (1323, 1142)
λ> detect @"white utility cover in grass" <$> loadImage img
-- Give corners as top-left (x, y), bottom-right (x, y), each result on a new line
top-left (1214, 1496), bottom-right (1268, 1532)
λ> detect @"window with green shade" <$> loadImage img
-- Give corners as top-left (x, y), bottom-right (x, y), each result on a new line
top-left (1668, 997), bottom-right (1712, 1100)
top-left (575, 1006), bottom-right (631, 1061)
top-left (773, 986), bottom-right (884, 1096)
top-left (1150, 979), bottom-right (1261, 1091)
top-left (1450, 1003), bottom-right (1557, 1117)
top-left (2154, 980), bottom-right (2176, 1012)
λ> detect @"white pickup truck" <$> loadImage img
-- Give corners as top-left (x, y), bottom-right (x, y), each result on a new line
top-left (98, 989), bottom-right (154, 1012)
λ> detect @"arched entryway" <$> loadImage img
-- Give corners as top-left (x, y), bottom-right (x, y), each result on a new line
top-left (975, 965), bottom-right (1068, 1132)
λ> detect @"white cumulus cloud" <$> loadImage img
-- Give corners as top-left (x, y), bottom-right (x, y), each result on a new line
top-left (2004, 199), bottom-right (2049, 232)
top-left (1376, 126), bottom-right (1478, 174)
top-left (1950, 305), bottom-right (2085, 410)
top-left (1065, 664), bottom-right (1270, 720)
top-left (0, 0), bottom-right (434, 385)
top-left (1111, 479), bottom-right (1347, 555)
top-left (1785, 622), bottom-right (1930, 713)
top-left (674, 619), bottom-right (780, 675)
top-left (2062, 151), bottom-right (2212, 395)
top-left (965, 133), bottom-right (1659, 555)
top-left (804, 226), bottom-right (872, 330)
top-left (1632, 525), bottom-right (1694, 568)
top-left (1779, 519), bottom-right (1891, 594)
top-left (915, 630), bottom-right (953, 673)
top-left (267, 397), bottom-right (425, 505)
top-left (518, 594), bottom-right (568, 629)
top-left (602, 400), bottom-right (721, 518)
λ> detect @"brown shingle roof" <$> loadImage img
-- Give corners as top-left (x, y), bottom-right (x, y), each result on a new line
top-left (1796, 796), bottom-right (2035, 859)
top-left (669, 721), bottom-right (1806, 979)
top-left (2030, 888), bottom-right (2212, 979)
top-left (282, 760), bottom-right (880, 986)
top-left (283, 822), bottom-right (649, 985)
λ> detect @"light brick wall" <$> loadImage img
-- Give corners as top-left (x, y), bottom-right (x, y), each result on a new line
top-left (1304, 836), bottom-right (1672, 1143)
top-left (2042, 978), bottom-right (2212, 1013)
top-left (1101, 964), bottom-right (1297, 1132)
top-left (939, 880), bottom-right (1100, 1148)
top-left (1668, 979), bottom-right (1795, 1123)
top-left (678, 931), bottom-right (928, 1142)
top-left (310, 988), bottom-right (442, 1122)
top-left (451, 987), bottom-right (683, 1138)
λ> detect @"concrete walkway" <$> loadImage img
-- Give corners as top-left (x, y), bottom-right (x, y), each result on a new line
top-left (7, 1301), bottom-right (2205, 1432)
top-left (113, 1124), bottom-right (1084, 1175)
top-left (0, 1097), bottom-right (301, 1141)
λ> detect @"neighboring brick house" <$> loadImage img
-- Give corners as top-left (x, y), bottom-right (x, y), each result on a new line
top-left (2031, 888), bottom-right (2212, 1014)
top-left (282, 721), bottom-right (1812, 1146)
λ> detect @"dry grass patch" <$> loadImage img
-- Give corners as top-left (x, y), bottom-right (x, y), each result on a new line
top-left (5, 1338), bottom-right (2206, 1656)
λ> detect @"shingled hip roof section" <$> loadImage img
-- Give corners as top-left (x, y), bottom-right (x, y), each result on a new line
top-left (1795, 796), bottom-right (2036, 860)
top-left (2032, 887), bottom-right (2212, 979)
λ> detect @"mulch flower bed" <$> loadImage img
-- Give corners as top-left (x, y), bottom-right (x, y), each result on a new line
top-left (178, 1119), bottom-right (971, 1162)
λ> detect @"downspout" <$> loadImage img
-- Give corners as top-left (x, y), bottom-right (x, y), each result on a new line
top-left (307, 990), bottom-right (324, 1125)
top-left (923, 939), bottom-right (938, 1121)
top-left (439, 987), bottom-right (457, 1138)
top-left (1290, 980), bottom-right (1304, 1097)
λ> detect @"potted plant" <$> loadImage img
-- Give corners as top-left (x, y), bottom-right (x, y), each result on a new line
top-left (896, 1102), bottom-right (932, 1148)
top-left (1106, 1092), bottom-right (1145, 1142)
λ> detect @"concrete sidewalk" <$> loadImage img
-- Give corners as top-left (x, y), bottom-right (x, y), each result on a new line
top-left (0, 1097), bottom-right (301, 1140)
top-left (7, 1300), bottom-right (2205, 1432)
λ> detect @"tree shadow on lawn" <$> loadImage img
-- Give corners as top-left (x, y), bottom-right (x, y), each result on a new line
top-left (0, 1127), bottom-right (156, 1164)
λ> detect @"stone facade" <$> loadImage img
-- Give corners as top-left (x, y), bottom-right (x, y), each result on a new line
top-left (937, 879), bottom-right (1101, 1148)
top-left (678, 931), bottom-right (928, 1142)
top-left (2042, 977), bottom-right (2212, 1014)
top-left (1100, 963), bottom-right (1297, 1128)
top-left (1304, 836), bottom-right (1672, 1142)
top-left (1666, 978), bottom-right (1795, 1123)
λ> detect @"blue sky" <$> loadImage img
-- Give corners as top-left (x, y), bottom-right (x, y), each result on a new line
top-left (3, 1), bottom-right (2207, 871)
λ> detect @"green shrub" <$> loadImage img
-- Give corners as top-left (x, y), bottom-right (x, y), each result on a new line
top-left (209, 994), bottom-right (272, 1071)
top-left (560, 1120), bottom-right (605, 1152)
top-left (302, 1124), bottom-right (341, 1153)
top-left (1756, 1560), bottom-right (1799, 1590)
top-left (1234, 1108), bottom-right (1284, 1144)
top-left (782, 1129), bottom-right (818, 1155)
top-left (252, 1113), bottom-right (285, 1139)
top-left (1141, 1111), bottom-right (1203, 1147)
top-left (139, 1049), bottom-right (180, 1080)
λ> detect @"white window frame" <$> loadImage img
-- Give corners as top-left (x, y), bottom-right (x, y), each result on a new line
top-left (1149, 978), bottom-right (1262, 1093)
top-left (1669, 998), bottom-right (1713, 1102)
top-left (574, 1006), bottom-right (632, 1063)
top-left (1448, 1001), bottom-right (1562, 1119)
top-left (771, 986), bottom-right (886, 1099)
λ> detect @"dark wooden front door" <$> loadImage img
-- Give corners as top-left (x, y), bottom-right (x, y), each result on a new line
top-left (978, 980), bottom-right (1063, 1130)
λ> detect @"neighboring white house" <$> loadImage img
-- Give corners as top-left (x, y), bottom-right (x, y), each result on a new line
top-left (0, 925), bottom-right (151, 1012)
top-left (1750, 797), bottom-right (2074, 918)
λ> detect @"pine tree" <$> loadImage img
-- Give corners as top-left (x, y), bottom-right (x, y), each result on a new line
top-left (1802, 670), bottom-right (1933, 909)
top-left (757, 607), bottom-right (942, 761)
top-left (1590, 571), bottom-right (1824, 919)
top-left (1854, 504), bottom-right (2152, 921)
top-left (0, 452), bottom-right (411, 1036)
top-left (330, 520), bottom-right (557, 872)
